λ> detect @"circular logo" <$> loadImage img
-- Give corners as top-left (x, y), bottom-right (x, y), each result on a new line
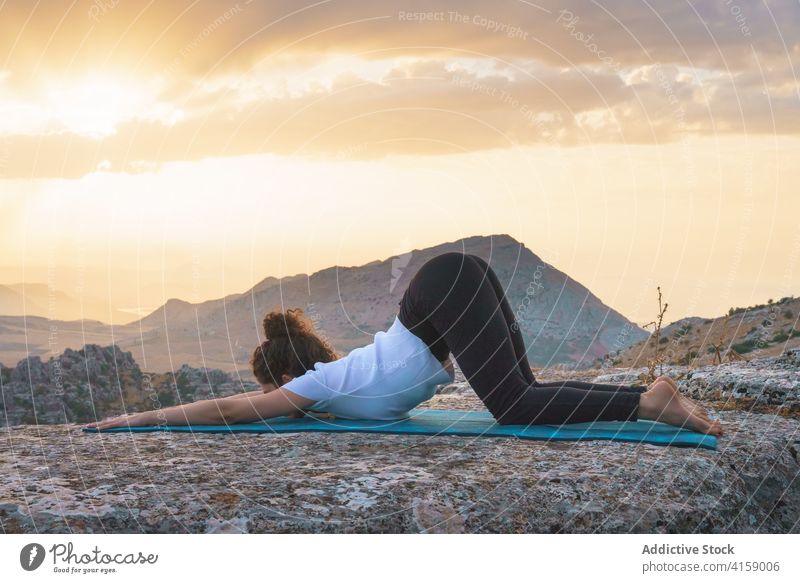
top-left (20, 543), bottom-right (46, 571)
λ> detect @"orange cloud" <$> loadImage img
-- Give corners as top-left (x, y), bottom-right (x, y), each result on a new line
top-left (0, 1), bottom-right (797, 178)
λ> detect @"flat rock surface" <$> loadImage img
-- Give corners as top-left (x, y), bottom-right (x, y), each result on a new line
top-left (592, 350), bottom-right (800, 415)
top-left (2, 396), bottom-right (798, 533)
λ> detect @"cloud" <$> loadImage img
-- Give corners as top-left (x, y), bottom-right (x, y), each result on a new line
top-left (2, 1), bottom-right (797, 79)
top-left (0, 1), bottom-right (797, 177)
top-left (3, 56), bottom-right (799, 178)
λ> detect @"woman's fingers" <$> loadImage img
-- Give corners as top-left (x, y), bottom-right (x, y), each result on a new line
top-left (83, 418), bottom-right (113, 429)
top-left (84, 414), bottom-right (138, 430)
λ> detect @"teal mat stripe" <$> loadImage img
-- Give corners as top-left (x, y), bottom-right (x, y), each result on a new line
top-left (82, 408), bottom-right (716, 449)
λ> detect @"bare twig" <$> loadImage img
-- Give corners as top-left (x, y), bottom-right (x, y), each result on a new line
top-left (638, 286), bottom-right (669, 385)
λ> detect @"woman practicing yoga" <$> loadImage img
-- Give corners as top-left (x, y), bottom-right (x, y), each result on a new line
top-left (85, 252), bottom-right (722, 436)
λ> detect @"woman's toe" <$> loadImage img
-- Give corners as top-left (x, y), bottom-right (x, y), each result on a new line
top-left (706, 419), bottom-right (724, 436)
top-left (685, 411), bottom-right (715, 434)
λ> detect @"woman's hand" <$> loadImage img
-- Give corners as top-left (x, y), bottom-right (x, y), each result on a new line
top-left (83, 411), bottom-right (155, 431)
top-left (83, 388), bottom-right (319, 430)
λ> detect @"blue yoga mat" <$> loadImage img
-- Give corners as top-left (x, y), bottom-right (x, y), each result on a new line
top-left (82, 408), bottom-right (717, 449)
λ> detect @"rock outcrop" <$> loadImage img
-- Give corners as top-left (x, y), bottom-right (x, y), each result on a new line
top-left (0, 345), bottom-right (255, 427)
top-left (1, 394), bottom-right (798, 533)
top-left (591, 348), bottom-right (800, 416)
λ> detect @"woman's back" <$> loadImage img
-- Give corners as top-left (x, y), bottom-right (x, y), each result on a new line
top-left (282, 316), bottom-right (453, 420)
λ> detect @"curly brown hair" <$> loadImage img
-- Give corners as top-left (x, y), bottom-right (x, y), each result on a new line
top-left (250, 308), bottom-right (338, 386)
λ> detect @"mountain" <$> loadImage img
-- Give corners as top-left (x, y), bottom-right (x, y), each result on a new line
top-left (597, 295), bottom-right (800, 368)
top-left (0, 235), bottom-right (648, 372)
top-left (0, 283), bottom-right (130, 323)
top-left (120, 234), bottom-right (648, 372)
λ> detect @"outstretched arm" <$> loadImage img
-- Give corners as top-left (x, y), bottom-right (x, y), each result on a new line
top-left (220, 389), bottom-right (318, 418)
top-left (220, 389), bottom-right (265, 400)
top-left (83, 388), bottom-right (318, 430)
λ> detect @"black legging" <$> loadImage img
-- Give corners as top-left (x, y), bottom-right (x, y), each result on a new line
top-left (398, 252), bottom-right (647, 425)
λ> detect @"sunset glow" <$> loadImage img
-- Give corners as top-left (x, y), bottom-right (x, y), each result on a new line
top-left (0, 1), bottom-right (798, 325)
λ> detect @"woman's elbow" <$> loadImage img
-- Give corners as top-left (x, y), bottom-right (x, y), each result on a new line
top-left (218, 394), bottom-right (279, 424)
top-left (217, 399), bottom-right (245, 425)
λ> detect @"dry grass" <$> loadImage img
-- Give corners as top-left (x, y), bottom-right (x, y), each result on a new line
top-left (634, 288), bottom-right (753, 385)
top-left (637, 286), bottom-right (668, 385)
top-left (707, 314), bottom-right (749, 365)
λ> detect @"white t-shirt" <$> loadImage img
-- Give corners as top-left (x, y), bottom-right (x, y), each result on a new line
top-left (282, 316), bottom-right (454, 420)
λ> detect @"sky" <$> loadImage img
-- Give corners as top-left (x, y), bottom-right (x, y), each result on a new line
top-left (1, 0), bottom-right (799, 325)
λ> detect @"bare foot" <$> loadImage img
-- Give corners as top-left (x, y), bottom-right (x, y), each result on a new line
top-left (639, 381), bottom-right (723, 436)
top-left (652, 376), bottom-right (714, 424)
top-left (680, 394), bottom-right (714, 422)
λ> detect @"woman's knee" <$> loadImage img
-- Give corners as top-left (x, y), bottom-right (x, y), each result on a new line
top-left (465, 253), bottom-right (488, 270)
top-left (417, 252), bottom-right (481, 284)
top-left (426, 251), bottom-right (471, 268)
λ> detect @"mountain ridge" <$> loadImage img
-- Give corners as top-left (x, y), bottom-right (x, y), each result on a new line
top-left (119, 234), bottom-right (648, 371)
top-left (0, 235), bottom-right (648, 371)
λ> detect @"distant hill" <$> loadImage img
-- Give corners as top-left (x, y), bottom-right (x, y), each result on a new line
top-left (0, 283), bottom-right (130, 323)
top-left (122, 234), bottom-right (648, 371)
top-left (594, 295), bottom-right (800, 368)
top-left (0, 234), bottom-right (648, 372)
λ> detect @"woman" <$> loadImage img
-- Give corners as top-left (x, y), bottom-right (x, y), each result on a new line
top-left (85, 252), bottom-right (722, 436)
top-left (248, 308), bottom-right (340, 418)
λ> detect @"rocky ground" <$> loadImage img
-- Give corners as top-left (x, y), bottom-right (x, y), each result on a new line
top-left (2, 398), bottom-right (799, 533)
top-left (441, 347), bottom-right (800, 417)
top-left (2, 348), bottom-right (798, 533)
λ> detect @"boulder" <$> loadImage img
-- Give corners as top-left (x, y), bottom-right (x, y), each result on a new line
top-left (593, 349), bottom-right (800, 415)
